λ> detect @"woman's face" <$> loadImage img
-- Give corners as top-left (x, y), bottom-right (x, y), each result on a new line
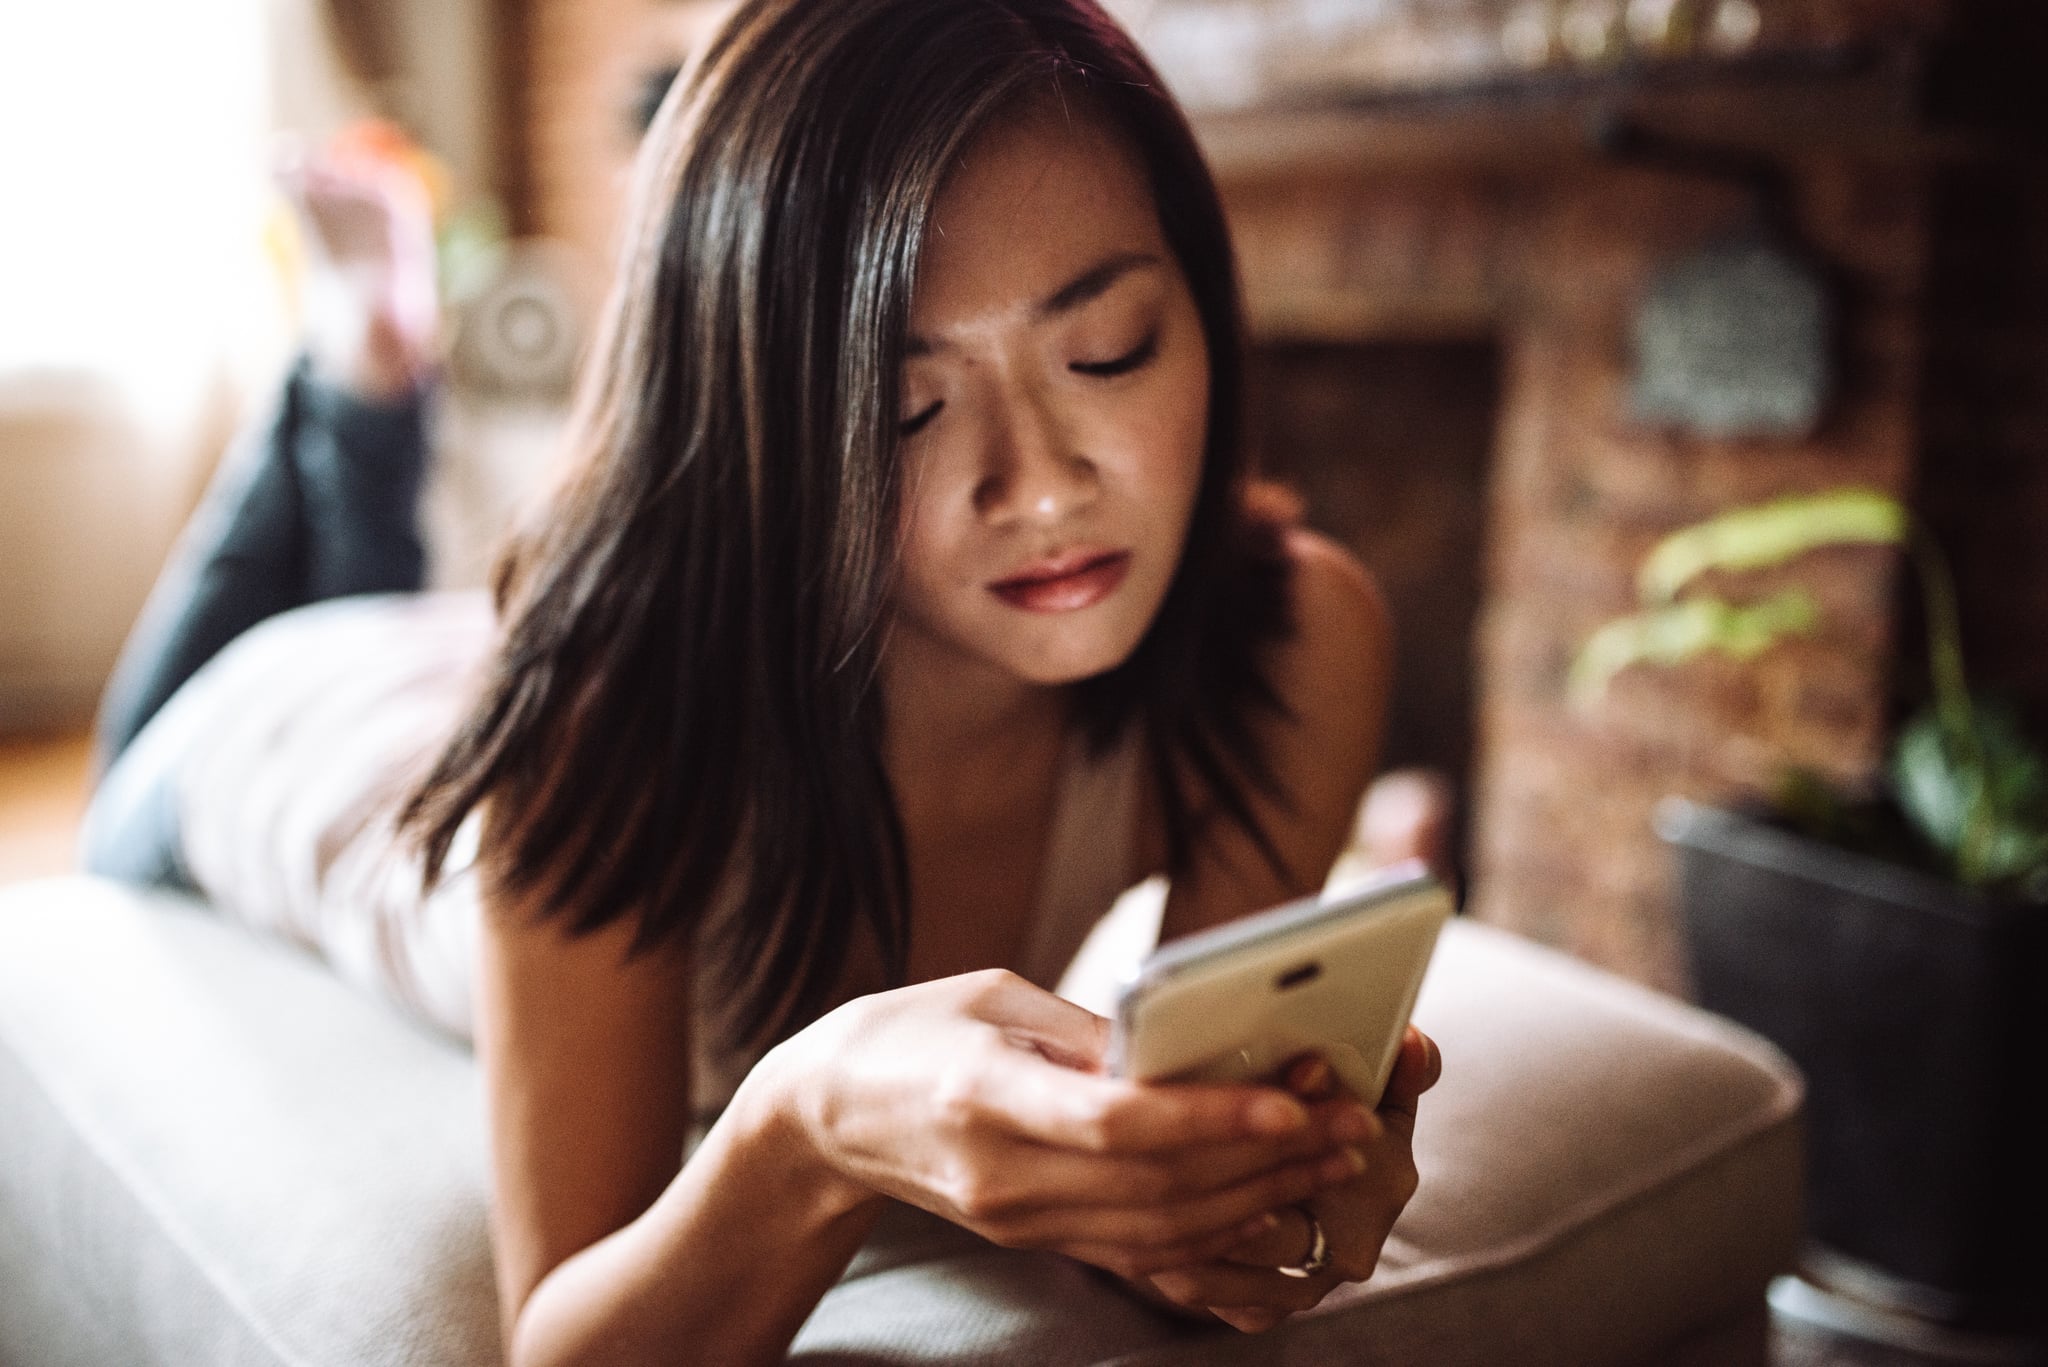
top-left (890, 104), bottom-right (1209, 692)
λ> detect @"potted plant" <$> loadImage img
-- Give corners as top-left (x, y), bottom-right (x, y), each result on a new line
top-left (1573, 488), bottom-right (2048, 1336)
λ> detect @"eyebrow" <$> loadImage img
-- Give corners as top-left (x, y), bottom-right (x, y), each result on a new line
top-left (904, 251), bottom-right (1163, 358)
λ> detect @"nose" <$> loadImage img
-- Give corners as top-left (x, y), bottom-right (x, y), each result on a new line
top-left (972, 391), bottom-right (1099, 526)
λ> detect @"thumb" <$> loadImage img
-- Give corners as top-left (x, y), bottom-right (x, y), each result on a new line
top-left (960, 970), bottom-right (1112, 1073)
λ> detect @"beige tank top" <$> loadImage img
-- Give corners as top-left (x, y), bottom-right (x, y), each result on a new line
top-left (163, 591), bottom-right (1146, 1113)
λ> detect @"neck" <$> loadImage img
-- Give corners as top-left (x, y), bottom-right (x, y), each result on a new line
top-left (880, 626), bottom-right (1069, 783)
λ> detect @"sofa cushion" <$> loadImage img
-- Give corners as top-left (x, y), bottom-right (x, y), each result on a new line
top-left (0, 876), bottom-right (1801, 1366)
top-left (0, 878), bottom-right (498, 1367)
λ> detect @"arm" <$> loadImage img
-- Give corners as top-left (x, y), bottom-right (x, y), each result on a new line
top-left (482, 886), bottom-right (1379, 1366)
top-left (477, 889), bottom-right (883, 1367)
top-left (1134, 530), bottom-right (1441, 1331)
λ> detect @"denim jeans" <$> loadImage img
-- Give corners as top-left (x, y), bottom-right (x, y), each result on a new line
top-left (81, 359), bottom-right (430, 886)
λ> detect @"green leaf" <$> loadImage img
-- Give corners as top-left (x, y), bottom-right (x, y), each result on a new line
top-left (1892, 710), bottom-right (1977, 859)
top-left (1638, 489), bottom-right (1907, 605)
top-left (1891, 702), bottom-right (2048, 889)
top-left (1568, 590), bottom-right (1819, 711)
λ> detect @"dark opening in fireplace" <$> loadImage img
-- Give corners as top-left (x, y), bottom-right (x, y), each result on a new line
top-left (1246, 339), bottom-right (1502, 888)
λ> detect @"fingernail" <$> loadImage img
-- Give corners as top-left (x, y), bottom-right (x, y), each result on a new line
top-left (1249, 1094), bottom-right (1309, 1135)
top-left (1332, 1106), bottom-right (1379, 1144)
top-left (1239, 1210), bottom-right (1280, 1239)
top-left (1293, 1057), bottom-right (1331, 1094)
top-left (1321, 1146), bottom-right (1367, 1182)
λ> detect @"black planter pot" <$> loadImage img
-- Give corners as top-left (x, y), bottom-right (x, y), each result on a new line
top-left (1659, 799), bottom-right (2048, 1333)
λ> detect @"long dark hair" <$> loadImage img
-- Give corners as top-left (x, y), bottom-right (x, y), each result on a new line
top-left (404, 0), bottom-right (1295, 1051)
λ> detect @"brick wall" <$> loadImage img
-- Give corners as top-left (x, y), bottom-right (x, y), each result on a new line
top-left (1467, 160), bottom-right (1924, 988)
top-left (513, 0), bottom-right (713, 270)
top-left (1223, 155), bottom-right (1925, 990)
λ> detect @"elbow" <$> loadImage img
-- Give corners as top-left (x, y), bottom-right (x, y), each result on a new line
top-left (502, 1319), bottom-right (609, 1367)
top-left (499, 1280), bottom-right (594, 1367)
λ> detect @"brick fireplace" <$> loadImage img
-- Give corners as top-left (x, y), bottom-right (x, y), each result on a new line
top-left (505, 0), bottom-right (2046, 996)
top-left (1217, 136), bottom-right (1920, 988)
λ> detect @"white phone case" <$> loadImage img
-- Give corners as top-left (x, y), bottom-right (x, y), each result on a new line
top-left (1109, 862), bottom-right (1450, 1106)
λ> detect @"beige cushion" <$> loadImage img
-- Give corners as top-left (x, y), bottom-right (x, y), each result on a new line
top-left (0, 876), bottom-right (1799, 1366)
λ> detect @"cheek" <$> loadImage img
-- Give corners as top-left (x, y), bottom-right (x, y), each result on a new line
top-left (894, 489), bottom-right (939, 601)
top-left (893, 478), bottom-right (968, 611)
top-left (1142, 360), bottom-right (1209, 510)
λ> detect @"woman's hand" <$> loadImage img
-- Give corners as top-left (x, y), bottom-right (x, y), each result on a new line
top-left (1137, 1026), bottom-right (1443, 1333)
top-left (757, 968), bottom-right (1382, 1279)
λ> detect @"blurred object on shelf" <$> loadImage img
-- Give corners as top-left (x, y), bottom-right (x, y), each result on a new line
top-left (1106, 0), bottom-right (1929, 113)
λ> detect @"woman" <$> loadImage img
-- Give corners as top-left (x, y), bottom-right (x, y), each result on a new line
top-left (87, 0), bottom-right (1439, 1359)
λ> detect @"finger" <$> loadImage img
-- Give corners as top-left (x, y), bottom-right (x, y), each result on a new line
top-left (1376, 1028), bottom-right (1440, 1137)
top-left (1150, 1107), bottom-right (1374, 1194)
top-left (1154, 1092), bottom-right (1380, 1195)
top-left (1218, 1202), bottom-right (1323, 1269)
top-left (1212, 1306), bottom-right (1286, 1334)
top-left (955, 971), bottom-right (1325, 1149)
top-left (1062, 1211), bottom-right (1283, 1278)
top-left (1277, 1057), bottom-right (1381, 1149)
top-left (1283, 1053), bottom-right (1337, 1101)
top-left (975, 1050), bottom-right (1314, 1153)
top-left (992, 1125), bottom-right (1373, 1237)
top-left (995, 1148), bottom-right (1334, 1253)
top-left (1397, 1026), bottom-right (1443, 1095)
top-left (994, 1121), bottom-right (1358, 1215)
top-left (1149, 1260), bottom-right (1330, 1314)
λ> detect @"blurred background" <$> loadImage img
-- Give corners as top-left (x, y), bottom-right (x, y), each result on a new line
top-left (2, 0), bottom-right (2045, 1354)
top-left (5, 0), bottom-right (2041, 985)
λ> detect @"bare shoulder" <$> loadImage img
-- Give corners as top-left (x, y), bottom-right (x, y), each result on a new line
top-left (1272, 525), bottom-right (1392, 731)
top-left (1153, 527), bottom-right (1393, 936)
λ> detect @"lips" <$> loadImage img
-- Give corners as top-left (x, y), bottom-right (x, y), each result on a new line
top-left (988, 549), bottom-right (1132, 614)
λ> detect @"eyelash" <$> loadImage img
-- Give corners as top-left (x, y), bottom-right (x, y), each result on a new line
top-left (896, 333), bottom-right (1161, 437)
top-left (1071, 332), bottom-right (1159, 378)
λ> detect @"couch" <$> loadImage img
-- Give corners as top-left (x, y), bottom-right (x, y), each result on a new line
top-left (0, 874), bottom-right (1802, 1365)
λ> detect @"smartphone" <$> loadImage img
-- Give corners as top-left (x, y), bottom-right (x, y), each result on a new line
top-left (1108, 862), bottom-right (1451, 1107)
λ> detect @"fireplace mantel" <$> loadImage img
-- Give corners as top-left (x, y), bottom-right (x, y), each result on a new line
top-left (1112, 0), bottom-right (1950, 126)
top-left (1189, 56), bottom-right (1933, 184)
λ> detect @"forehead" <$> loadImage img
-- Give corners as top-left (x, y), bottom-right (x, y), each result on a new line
top-left (911, 104), bottom-right (1167, 328)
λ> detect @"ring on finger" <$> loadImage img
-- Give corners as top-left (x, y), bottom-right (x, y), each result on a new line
top-left (1274, 1204), bottom-right (1331, 1279)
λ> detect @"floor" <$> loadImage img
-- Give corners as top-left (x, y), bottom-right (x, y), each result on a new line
top-left (0, 732), bottom-right (2033, 1367)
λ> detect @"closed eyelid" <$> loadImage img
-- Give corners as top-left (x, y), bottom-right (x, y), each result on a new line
top-left (1070, 331), bottom-right (1159, 376)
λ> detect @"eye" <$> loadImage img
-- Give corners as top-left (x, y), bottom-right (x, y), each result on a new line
top-left (898, 401), bottom-right (942, 437)
top-left (1071, 332), bottom-right (1159, 379)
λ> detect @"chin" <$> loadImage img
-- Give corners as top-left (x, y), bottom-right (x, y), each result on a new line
top-left (1002, 621), bottom-right (1151, 687)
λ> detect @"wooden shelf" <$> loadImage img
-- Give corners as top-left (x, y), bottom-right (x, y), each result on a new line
top-left (1191, 49), bottom-right (1943, 183)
